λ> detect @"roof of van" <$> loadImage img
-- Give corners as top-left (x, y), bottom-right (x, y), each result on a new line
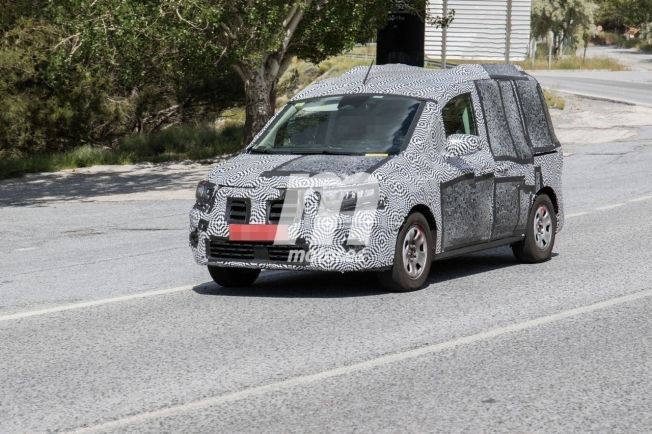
top-left (292, 63), bottom-right (532, 102)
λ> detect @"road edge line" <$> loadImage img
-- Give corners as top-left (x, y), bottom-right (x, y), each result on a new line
top-left (0, 285), bottom-right (194, 322)
top-left (66, 287), bottom-right (652, 433)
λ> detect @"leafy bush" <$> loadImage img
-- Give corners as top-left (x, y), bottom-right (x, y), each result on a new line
top-left (119, 124), bottom-right (243, 161)
top-left (0, 18), bottom-right (121, 158)
top-left (592, 31), bottom-right (625, 46)
top-left (0, 6), bottom-right (245, 164)
top-left (618, 38), bottom-right (640, 48)
top-left (640, 23), bottom-right (652, 46)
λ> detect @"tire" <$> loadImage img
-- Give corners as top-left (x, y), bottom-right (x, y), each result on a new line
top-left (377, 212), bottom-right (434, 292)
top-left (208, 265), bottom-right (260, 288)
top-left (512, 194), bottom-right (557, 263)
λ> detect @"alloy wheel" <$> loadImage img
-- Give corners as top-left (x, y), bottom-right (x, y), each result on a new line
top-left (402, 225), bottom-right (428, 279)
top-left (533, 205), bottom-right (553, 250)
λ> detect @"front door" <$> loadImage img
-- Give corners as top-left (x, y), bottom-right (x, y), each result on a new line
top-left (439, 93), bottom-right (495, 251)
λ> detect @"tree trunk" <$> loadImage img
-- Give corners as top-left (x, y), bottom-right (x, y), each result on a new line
top-left (231, 4), bottom-right (307, 146)
top-left (240, 69), bottom-right (276, 146)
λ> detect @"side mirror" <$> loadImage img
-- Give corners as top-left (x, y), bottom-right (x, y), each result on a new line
top-left (444, 134), bottom-right (485, 157)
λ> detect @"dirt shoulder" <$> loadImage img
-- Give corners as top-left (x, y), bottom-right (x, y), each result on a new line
top-left (549, 94), bottom-right (652, 146)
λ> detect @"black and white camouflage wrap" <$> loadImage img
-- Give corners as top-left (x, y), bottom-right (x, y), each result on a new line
top-left (189, 64), bottom-right (563, 272)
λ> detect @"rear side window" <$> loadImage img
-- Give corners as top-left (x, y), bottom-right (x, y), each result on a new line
top-left (475, 80), bottom-right (516, 160)
top-left (498, 80), bottom-right (532, 161)
top-left (442, 94), bottom-right (477, 137)
top-left (515, 80), bottom-right (558, 152)
top-left (476, 79), bottom-right (534, 162)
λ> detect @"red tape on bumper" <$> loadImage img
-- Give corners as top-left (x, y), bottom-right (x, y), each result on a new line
top-left (228, 224), bottom-right (288, 242)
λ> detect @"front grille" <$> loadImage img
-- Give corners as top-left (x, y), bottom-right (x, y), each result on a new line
top-left (207, 238), bottom-right (307, 263)
top-left (267, 200), bottom-right (284, 224)
top-left (227, 198), bottom-right (249, 223)
top-left (267, 245), bottom-right (298, 261)
top-left (267, 190), bottom-right (300, 224)
top-left (208, 239), bottom-right (255, 260)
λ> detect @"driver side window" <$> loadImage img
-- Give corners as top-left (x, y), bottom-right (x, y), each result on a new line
top-left (442, 94), bottom-right (477, 137)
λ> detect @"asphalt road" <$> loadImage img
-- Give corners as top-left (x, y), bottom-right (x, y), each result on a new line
top-left (532, 70), bottom-right (652, 108)
top-left (532, 45), bottom-right (652, 108)
top-left (2, 136), bottom-right (652, 431)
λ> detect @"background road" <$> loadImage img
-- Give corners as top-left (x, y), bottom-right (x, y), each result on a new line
top-left (1, 99), bottom-right (652, 432)
top-left (533, 70), bottom-right (652, 108)
top-left (532, 46), bottom-right (652, 107)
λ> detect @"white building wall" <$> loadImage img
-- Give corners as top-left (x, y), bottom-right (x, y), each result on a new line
top-left (425, 0), bottom-right (532, 61)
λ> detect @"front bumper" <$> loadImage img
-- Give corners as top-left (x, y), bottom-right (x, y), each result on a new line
top-left (189, 207), bottom-right (394, 272)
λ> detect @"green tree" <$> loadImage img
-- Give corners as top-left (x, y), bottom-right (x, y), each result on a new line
top-left (0, 0), bottom-right (47, 31)
top-left (532, 0), bottom-right (597, 57)
top-left (63, 0), bottom-right (244, 134)
top-left (166, 0), bottom-right (429, 144)
top-left (0, 0), bottom-right (247, 157)
top-left (0, 17), bottom-right (117, 157)
top-left (595, 0), bottom-right (652, 29)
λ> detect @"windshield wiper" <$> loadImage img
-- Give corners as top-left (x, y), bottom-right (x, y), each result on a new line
top-left (287, 148), bottom-right (361, 156)
top-left (249, 148), bottom-right (274, 154)
top-left (249, 148), bottom-right (366, 156)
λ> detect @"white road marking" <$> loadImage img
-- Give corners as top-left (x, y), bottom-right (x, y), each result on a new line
top-left (13, 247), bottom-right (37, 252)
top-left (0, 285), bottom-right (194, 323)
top-left (0, 196), bottom-right (652, 322)
top-left (566, 212), bottom-right (589, 218)
top-left (566, 195), bottom-right (651, 219)
top-left (2, 197), bottom-right (649, 323)
top-left (630, 195), bottom-right (652, 203)
top-left (596, 203), bottom-right (625, 211)
top-left (67, 287), bottom-right (652, 434)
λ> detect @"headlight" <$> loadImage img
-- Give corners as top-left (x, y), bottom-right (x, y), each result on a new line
top-left (321, 185), bottom-right (379, 212)
top-left (195, 180), bottom-right (217, 211)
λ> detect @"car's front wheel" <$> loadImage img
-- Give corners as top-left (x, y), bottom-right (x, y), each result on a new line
top-left (208, 265), bottom-right (260, 288)
top-left (512, 194), bottom-right (557, 263)
top-left (378, 212), bottom-right (433, 292)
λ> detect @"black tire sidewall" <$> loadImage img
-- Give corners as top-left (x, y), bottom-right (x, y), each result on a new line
top-left (208, 266), bottom-right (260, 288)
top-left (520, 194), bottom-right (557, 262)
top-left (384, 212), bottom-right (434, 292)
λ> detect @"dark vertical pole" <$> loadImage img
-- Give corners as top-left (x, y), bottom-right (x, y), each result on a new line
top-left (442, 0), bottom-right (448, 69)
top-left (505, 0), bottom-right (513, 63)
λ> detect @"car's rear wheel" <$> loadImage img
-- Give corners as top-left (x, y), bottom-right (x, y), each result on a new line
top-left (208, 265), bottom-right (260, 288)
top-left (378, 212), bottom-right (433, 292)
top-left (512, 194), bottom-right (557, 263)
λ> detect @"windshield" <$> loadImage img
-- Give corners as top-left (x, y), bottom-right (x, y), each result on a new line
top-left (249, 95), bottom-right (422, 155)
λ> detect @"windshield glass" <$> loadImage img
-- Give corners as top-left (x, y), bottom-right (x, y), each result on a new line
top-left (249, 95), bottom-right (422, 155)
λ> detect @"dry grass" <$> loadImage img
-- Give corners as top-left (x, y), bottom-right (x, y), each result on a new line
top-left (518, 56), bottom-right (626, 71)
top-left (276, 54), bottom-right (372, 106)
top-left (0, 124), bottom-right (243, 180)
top-left (432, 55), bottom-right (625, 71)
top-left (345, 44), bottom-right (376, 58)
top-left (543, 89), bottom-right (566, 110)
